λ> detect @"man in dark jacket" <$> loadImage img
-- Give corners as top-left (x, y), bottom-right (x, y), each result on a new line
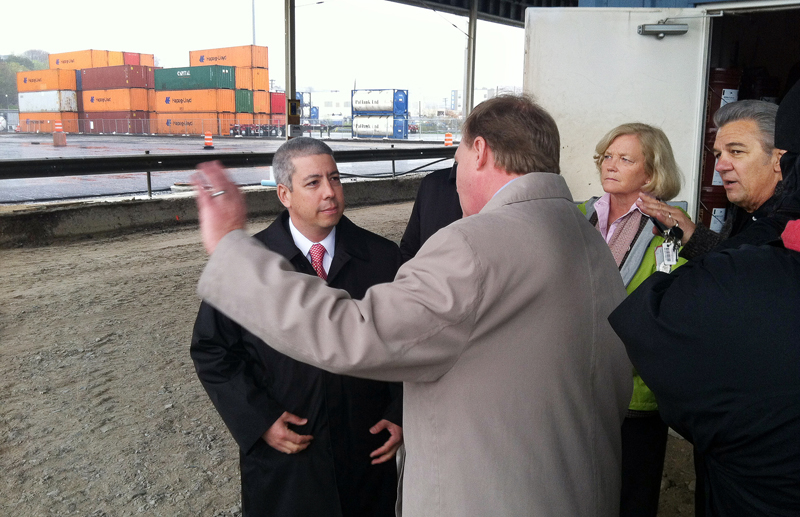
top-left (191, 137), bottom-right (402, 517)
top-left (399, 163), bottom-right (461, 262)
top-left (608, 220), bottom-right (800, 517)
top-left (638, 99), bottom-right (786, 257)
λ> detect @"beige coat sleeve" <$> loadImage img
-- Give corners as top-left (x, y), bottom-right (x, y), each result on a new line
top-left (197, 227), bottom-right (480, 382)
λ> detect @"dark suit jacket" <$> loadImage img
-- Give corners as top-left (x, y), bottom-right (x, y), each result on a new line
top-left (399, 164), bottom-right (462, 262)
top-left (609, 242), bottom-right (800, 517)
top-left (191, 212), bottom-right (402, 517)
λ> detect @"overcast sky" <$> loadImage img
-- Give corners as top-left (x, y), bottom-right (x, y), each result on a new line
top-left (3, 0), bottom-right (524, 100)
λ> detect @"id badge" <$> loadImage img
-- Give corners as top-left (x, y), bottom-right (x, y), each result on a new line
top-left (655, 246), bottom-right (672, 273)
top-left (662, 241), bottom-right (678, 266)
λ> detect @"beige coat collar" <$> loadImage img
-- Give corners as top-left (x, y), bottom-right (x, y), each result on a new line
top-left (482, 172), bottom-right (573, 214)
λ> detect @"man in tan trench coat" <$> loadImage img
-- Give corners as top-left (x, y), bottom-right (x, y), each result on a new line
top-left (193, 95), bottom-right (632, 516)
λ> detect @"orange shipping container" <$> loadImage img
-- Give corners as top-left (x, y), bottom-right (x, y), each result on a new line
top-left (235, 113), bottom-right (254, 125)
top-left (255, 113), bottom-right (282, 125)
top-left (252, 68), bottom-right (269, 91)
top-left (152, 112), bottom-right (234, 135)
top-left (17, 69), bottom-right (77, 92)
top-left (189, 45), bottom-right (268, 68)
top-left (82, 89), bottom-right (149, 112)
top-left (108, 51), bottom-right (124, 66)
top-left (253, 91), bottom-right (270, 114)
top-left (148, 89), bottom-right (157, 111)
top-left (140, 54), bottom-right (155, 67)
top-left (49, 49), bottom-right (109, 70)
top-left (18, 112), bottom-right (79, 133)
top-left (235, 67), bottom-right (253, 90)
top-left (154, 89), bottom-right (235, 113)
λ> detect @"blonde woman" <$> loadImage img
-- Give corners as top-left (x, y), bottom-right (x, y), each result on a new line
top-left (579, 122), bottom-right (686, 517)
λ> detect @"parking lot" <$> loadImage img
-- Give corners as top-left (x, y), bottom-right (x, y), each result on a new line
top-left (0, 132), bottom-right (455, 203)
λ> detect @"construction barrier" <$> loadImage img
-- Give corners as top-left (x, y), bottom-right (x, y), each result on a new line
top-left (204, 131), bottom-right (214, 149)
top-left (53, 119), bottom-right (67, 146)
top-left (444, 133), bottom-right (453, 146)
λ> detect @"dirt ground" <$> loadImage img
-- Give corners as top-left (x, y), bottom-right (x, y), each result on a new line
top-left (0, 201), bottom-right (695, 516)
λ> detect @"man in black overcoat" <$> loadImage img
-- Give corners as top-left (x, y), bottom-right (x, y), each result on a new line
top-left (191, 138), bottom-right (403, 517)
top-left (399, 162), bottom-right (462, 263)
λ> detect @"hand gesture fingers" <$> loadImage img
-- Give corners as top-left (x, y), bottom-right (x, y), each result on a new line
top-left (192, 160), bottom-right (248, 254)
top-left (369, 419), bottom-right (403, 465)
top-left (264, 411), bottom-right (313, 454)
top-left (636, 192), bottom-right (697, 242)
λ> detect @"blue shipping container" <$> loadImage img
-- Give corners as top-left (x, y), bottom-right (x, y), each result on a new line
top-left (352, 114), bottom-right (408, 139)
top-left (351, 89), bottom-right (408, 116)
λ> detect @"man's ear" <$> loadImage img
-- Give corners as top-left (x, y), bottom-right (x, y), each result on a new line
top-left (473, 136), bottom-right (489, 169)
top-left (774, 149), bottom-right (787, 175)
top-left (277, 184), bottom-right (292, 208)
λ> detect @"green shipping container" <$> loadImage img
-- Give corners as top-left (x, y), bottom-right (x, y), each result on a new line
top-left (154, 65), bottom-right (235, 91)
top-left (235, 89), bottom-right (254, 113)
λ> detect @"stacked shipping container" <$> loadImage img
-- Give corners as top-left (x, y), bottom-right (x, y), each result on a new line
top-left (15, 46), bottom-right (289, 135)
top-left (17, 49), bottom-right (156, 133)
top-left (80, 65), bottom-right (156, 133)
top-left (49, 50), bottom-right (155, 70)
top-left (153, 65), bottom-right (236, 135)
top-left (351, 89), bottom-right (409, 139)
top-left (17, 67), bottom-right (81, 132)
top-left (189, 45), bottom-right (272, 132)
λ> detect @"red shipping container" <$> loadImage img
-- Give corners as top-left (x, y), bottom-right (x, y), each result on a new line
top-left (123, 52), bottom-right (140, 65)
top-left (270, 92), bottom-right (286, 114)
top-left (81, 66), bottom-right (156, 90)
top-left (78, 111), bottom-right (151, 134)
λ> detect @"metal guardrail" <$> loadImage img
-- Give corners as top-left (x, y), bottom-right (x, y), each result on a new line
top-left (0, 147), bottom-right (457, 181)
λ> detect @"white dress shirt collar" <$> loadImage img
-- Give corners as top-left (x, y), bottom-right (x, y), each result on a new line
top-left (288, 217), bottom-right (336, 274)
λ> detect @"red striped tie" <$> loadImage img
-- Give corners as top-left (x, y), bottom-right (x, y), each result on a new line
top-left (310, 243), bottom-right (327, 280)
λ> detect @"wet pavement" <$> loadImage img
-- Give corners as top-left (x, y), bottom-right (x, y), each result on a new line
top-left (0, 133), bottom-right (455, 204)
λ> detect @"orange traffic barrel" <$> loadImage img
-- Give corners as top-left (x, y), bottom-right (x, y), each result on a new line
top-left (444, 133), bottom-right (453, 146)
top-left (53, 119), bottom-right (67, 146)
top-left (204, 131), bottom-right (214, 150)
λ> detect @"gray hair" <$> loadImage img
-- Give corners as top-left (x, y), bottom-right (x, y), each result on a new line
top-left (713, 100), bottom-right (778, 154)
top-left (272, 137), bottom-right (335, 190)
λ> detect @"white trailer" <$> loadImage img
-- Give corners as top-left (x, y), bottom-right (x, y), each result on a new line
top-left (524, 0), bottom-right (800, 223)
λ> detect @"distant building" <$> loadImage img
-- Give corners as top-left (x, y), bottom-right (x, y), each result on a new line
top-left (303, 90), bottom-right (351, 122)
top-left (449, 87), bottom-right (522, 113)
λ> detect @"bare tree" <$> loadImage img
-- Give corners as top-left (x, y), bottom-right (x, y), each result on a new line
top-left (21, 50), bottom-right (49, 69)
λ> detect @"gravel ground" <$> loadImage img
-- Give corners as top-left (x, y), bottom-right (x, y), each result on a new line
top-left (0, 201), bottom-right (694, 516)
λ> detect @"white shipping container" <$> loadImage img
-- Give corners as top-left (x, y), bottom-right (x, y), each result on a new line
top-left (352, 90), bottom-right (396, 112)
top-left (353, 115), bottom-right (394, 137)
top-left (18, 91), bottom-right (78, 113)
